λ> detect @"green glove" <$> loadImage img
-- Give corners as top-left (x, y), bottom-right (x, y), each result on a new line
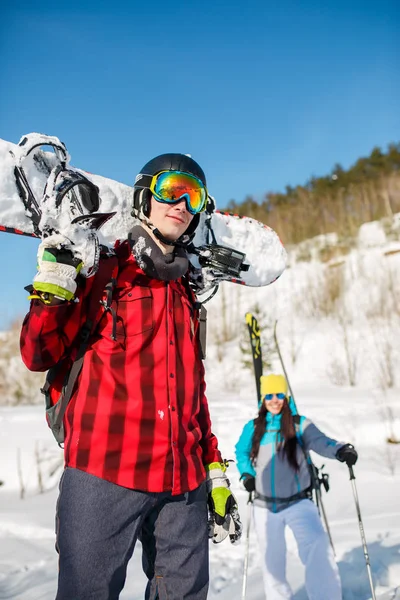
top-left (206, 462), bottom-right (242, 544)
top-left (33, 238), bottom-right (83, 302)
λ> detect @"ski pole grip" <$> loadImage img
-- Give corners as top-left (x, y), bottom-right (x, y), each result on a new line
top-left (348, 465), bottom-right (356, 480)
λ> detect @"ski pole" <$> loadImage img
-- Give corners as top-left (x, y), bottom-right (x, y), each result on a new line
top-left (348, 466), bottom-right (376, 600)
top-left (273, 320), bottom-right (298, 412)
top-left (241, 492), bottom-right (253, 600)
top-left (311, 463), bottom-right (336, 555)
top-left (315, 485), bottom-right (336, 556)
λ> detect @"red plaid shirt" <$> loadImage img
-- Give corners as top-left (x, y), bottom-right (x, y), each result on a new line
top-left (20, 241), bottom-right (221, 494)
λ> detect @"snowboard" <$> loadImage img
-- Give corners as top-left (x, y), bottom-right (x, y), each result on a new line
top-left (0, 133), bottom-right (287, 290)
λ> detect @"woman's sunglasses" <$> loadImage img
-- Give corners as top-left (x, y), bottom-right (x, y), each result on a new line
top-left (263, 393), bottom-right (286, 401)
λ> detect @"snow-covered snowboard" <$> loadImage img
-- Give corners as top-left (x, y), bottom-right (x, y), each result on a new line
top-left (0, 133), bottom-right (287, 289)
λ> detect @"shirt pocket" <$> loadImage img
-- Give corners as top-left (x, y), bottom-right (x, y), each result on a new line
top-left (115, 285), bottom-right (154, 337)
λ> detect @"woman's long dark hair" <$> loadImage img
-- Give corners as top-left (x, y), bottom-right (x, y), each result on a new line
top-left (250, 398), bottom-right (299, 472)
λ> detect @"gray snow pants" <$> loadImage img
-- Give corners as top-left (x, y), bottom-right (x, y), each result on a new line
top-left (55, 467), bottom-right (209, 600)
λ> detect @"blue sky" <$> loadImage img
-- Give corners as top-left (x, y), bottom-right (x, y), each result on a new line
top-left (0, 0), bottom-right (399, 328)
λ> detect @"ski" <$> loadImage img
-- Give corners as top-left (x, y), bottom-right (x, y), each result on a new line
top-left (245, 312), bottom-right (263, 405)
top-left (242, 311), bottom-right (261, 600)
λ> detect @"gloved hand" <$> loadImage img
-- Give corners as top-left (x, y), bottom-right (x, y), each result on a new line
top-left (206, 462), bottom-right (242, 544)
top-left (33, 236), bottom-right (83, 302)
top-left (241, 473), bottom-right (256, 493)
top-left (336, 443), bottom-right (358, 466)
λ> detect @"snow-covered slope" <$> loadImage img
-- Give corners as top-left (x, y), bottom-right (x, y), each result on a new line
top-left (1, 382), bottom-right (400, 599)
top-left (1, 206), bottom-right (400, 597)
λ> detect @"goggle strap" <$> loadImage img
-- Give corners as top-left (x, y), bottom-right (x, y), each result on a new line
top-left (205, 196), bottom-right (215, 215)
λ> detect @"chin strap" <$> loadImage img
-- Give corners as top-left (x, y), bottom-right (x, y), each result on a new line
top-left (152, 227), bottom-right (190, 248)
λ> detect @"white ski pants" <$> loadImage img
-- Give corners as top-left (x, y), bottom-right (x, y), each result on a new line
top-left (253, 499), bottom-right (342, 600)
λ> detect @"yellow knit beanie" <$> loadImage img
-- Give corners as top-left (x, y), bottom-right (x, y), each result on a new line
top-left (260, 374), bottom-right (288, 397)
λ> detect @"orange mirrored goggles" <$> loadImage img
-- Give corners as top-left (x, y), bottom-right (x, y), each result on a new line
top-left (136, 170), bottom-right (208, 215)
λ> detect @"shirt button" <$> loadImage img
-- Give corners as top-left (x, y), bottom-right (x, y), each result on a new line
top-left (170, 373), bottom-right (174, 378)
top-left (128, 292), bottom-right (132, 297)
top-left (173, 441), bottom-right (177, 446)
top-left (171, 406), bottom-right (176, 411)
top-left (170, 340), bottom-right (174, 345)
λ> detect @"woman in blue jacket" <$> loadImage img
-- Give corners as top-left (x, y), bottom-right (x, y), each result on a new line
top-left (235, 374), bottom-right (358, 600)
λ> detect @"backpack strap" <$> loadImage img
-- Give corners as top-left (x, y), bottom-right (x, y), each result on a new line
top-left (292, 414), bottom-right (322, 496)
top-left (255, 486), bottom-right (313, 504)
top-left (43, 253), bottom-right (119, 445)
top-left (293, 414), bottom-right (302, 434)
top-left (198, 304), bottom-right (207, 360)
top-left (293, 414), bottom-right (308, 456)
top-left (182, 274), bottom-right (208, 360)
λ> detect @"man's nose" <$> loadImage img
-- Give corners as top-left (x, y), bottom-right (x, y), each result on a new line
top-left (174, 199), bottom-right (188, 212)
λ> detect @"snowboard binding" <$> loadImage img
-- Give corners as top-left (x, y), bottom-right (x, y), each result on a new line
top-left (9, 133), bottom-right (115, 277)
top-left (195, 244), bottom-right (249, 279)
top-left (10, 133), bottom-right (69, 235)
top-left (187, 200), bottom-right (251, 290)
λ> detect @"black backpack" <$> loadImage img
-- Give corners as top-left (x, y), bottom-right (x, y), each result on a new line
top-left (42, 253), bottom-right (118, 445)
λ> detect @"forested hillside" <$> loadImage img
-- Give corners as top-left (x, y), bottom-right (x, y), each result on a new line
top-left (223, 143), bottom-right (400, 245)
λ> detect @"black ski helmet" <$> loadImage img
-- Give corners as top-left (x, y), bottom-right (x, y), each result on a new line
top-left (133, 153), bottom-right (210, 239)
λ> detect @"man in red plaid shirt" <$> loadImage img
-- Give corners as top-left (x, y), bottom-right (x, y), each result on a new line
top-left (20, 153), bottom-right (242, 600)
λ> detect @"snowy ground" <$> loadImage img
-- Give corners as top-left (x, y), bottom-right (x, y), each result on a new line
top-left (1, 377), bottom-right (399, 599)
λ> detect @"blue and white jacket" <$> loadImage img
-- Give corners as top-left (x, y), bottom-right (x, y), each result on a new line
top-left (235, 411), bottom-right (344, 512)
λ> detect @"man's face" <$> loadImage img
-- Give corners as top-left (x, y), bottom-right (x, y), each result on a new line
top-left (149, 196), bottom-right (194, 241)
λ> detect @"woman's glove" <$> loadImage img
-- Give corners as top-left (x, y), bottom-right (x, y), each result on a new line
top-left (241, 473), bottom-right (256, 493)
top-left (33, 236), bottom-right (83, 302)
top-left (206, 462), bottom-right (242, 544)
top-left (336, 443), bottom-right (358, 466)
